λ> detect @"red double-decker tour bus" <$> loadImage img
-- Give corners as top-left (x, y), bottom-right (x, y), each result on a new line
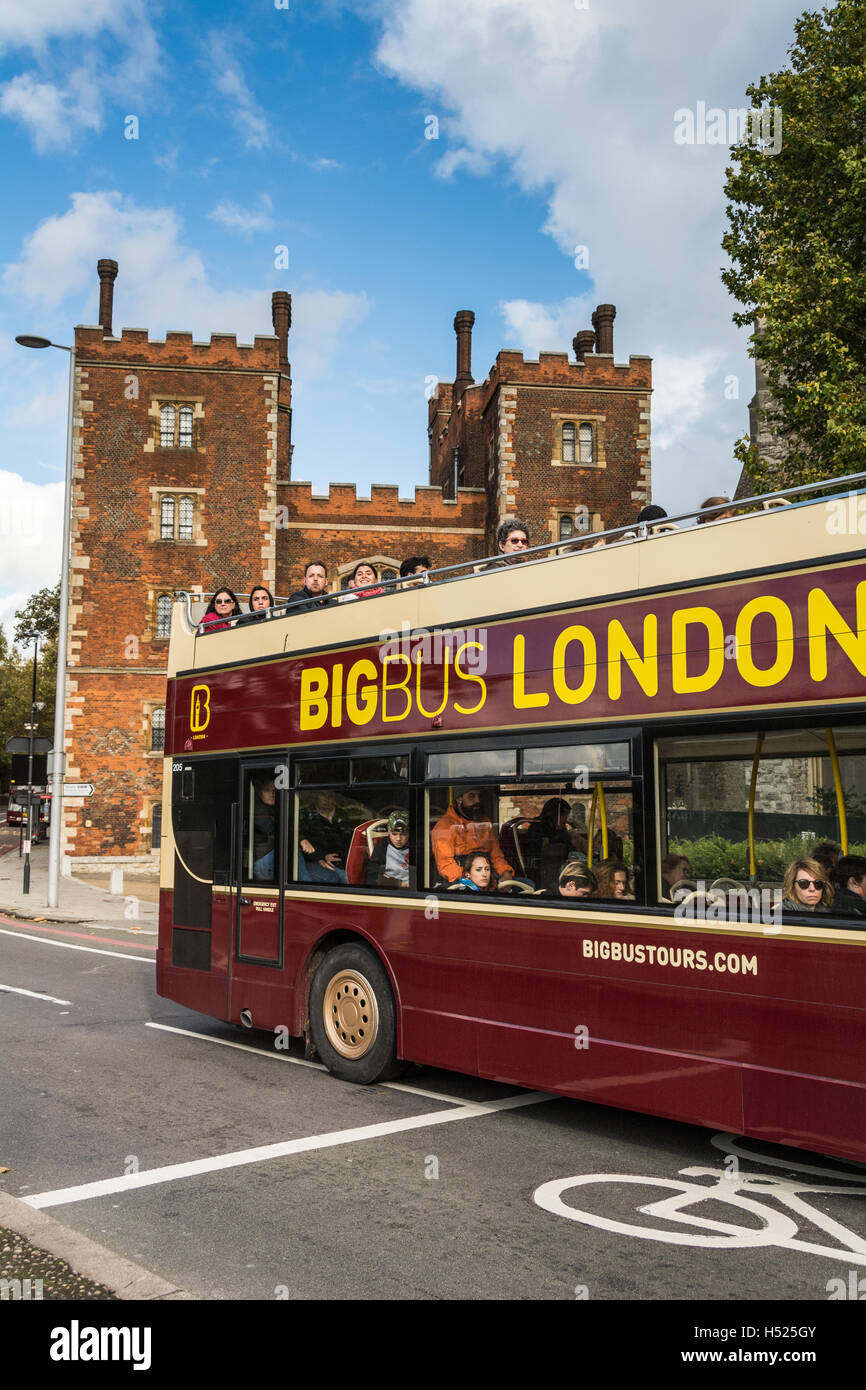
top-left (158, 478), bottom-right (866, 1162)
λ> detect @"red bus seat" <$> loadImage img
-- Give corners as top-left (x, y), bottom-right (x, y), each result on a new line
top-left (345, 818), bottom-right (389, 885)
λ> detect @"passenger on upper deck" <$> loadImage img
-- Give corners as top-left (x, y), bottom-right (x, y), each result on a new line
top-left (200, 587), bottom-right (241, 631)
top-left (342, 562), bottom-right (385, 600)
top-left (698, 496), bottom-right (736, 523)
top-left (636, 504), bottom-right (667, 525)
top-left (287, 561), bottom-right (331, 609)
top-left (400, 556), bottom-right (431, 588)
top-left (248, 585), bottom-right (274, 619)
top-left (830, 855), bottom-right (866, 918)
top-left (489, 517), bottom-right (530, 568)
top-left (431, 787), bottom-right (516, 884)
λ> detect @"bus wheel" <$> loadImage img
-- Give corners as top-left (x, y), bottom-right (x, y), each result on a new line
top-left (310, 944), bottom-right (402, 1084)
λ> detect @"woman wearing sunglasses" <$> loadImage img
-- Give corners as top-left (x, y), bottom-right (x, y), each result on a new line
top-left (782, 858), bottom-right (834, 913)
top-left (200, 587), bottom-right (241, 632)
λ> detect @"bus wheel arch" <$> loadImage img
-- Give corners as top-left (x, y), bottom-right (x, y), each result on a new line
top-left (308, 937), bottom-right (405, 1084)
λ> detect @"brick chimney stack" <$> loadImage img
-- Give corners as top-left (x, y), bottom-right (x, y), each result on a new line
top-left (573, 329), bottom-right (596, 362)
top-left (97, 259), bottom-right (118, 337)
top-left (594, 303), bottom-right (616, 355)
top-left (271, 290), bottom-right (292, 372)
top-left (453, 309), bottom-right (475, 401)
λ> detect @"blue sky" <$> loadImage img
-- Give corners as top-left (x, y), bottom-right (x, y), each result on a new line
top-left (0, 0), bottom-right (810, 629)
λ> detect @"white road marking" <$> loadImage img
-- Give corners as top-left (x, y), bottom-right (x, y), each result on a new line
top-left (145, 1020), bottom-right (493, 1108)
top-left (0, 982), bottom-right (73, 1006)
top-left (0, 927), bottom-right (152, 964)
top-left (25, 1091), bottom-right (552, 1209)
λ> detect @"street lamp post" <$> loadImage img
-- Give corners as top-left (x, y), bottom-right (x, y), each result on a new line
top-left (21, 631), bottom-right (40, 895)
top-left (15, 335), bottom-right (76, 908)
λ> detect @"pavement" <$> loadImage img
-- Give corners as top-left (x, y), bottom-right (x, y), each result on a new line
top-left (0, 827), bottom-right (183, 1300)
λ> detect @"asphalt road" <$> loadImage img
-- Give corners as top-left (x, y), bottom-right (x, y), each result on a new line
top-left (1, 915), bottom-right (865, 1308)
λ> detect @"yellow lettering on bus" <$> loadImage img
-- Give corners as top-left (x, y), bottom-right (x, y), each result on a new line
top-left (608, 616), bottom-right (659, 700)
top-left (512, 634), bottom-right (549, 709)
top-left (671, 606), bottom-right (725, 694)
top-left (346, 659), bottom-right (379, 726)
top-left (331, 662), bottom-right (344, 729)
top-left (808, 582), bottom-right (866, 681)
top-left (381, 654), bottom-right (412, 723)
top-left (735, 596), bottom-right (794, 687)
top-left (300, 667), bottom-right (329, 730)
top-left (552, 625), bottom-right (597, 705)
top-left (416, 651), bottom-right (450, 718)
top-left (190, 684), bottom-right (210, 732)
top-left (453, 642), bottom-right (486, 715)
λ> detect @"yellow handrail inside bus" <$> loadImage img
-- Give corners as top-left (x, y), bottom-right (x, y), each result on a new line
top-left (747, 734), bottom-right (764, 880)
top-left (825, 728), bottom-right (849, 854)
top-left (586, 783), bottom-right (609, 869)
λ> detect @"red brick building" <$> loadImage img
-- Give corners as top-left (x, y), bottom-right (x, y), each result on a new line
top-left (62, 263), bottom-right (652, 861)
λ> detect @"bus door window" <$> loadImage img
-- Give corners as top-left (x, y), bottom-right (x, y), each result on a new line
top-left (242, 768), bottom-right (282, 887)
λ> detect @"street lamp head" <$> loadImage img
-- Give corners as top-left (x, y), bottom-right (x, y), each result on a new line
top-left (15, 334), bottom-right (53, 350)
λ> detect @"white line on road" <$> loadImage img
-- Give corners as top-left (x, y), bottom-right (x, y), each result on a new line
top-left (145, 1021), bottom-right (493, 1108)
top-left (24, 1092), bottom-right (553, 1210)
top-left (0, 982), bottom-right (73, 1006)
top-left (0, 927), bottom-right (152, 964)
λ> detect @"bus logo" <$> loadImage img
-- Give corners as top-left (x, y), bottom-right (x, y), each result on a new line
top-left (190, 685), bottom-right (211, 733)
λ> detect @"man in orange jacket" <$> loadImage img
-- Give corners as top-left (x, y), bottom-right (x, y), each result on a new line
top-left (431, 788), bottom-right (516, 884)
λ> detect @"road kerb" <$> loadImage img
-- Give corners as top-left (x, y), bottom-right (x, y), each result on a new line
top-left (0, 1190), bottom-right (190, 1301)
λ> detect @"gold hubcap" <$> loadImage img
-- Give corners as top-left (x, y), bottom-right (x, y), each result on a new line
top-left (323, 969), bottom-right (379, 1059)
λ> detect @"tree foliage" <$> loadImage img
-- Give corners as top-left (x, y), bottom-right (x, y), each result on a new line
top-left (722, 0), bottom-right (866, 489)
top-left (0, 584), bottom-right (60, 787)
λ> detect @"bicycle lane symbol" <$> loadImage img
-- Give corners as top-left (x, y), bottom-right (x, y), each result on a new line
top-left (533, 1140), bottom-right (866, 1263)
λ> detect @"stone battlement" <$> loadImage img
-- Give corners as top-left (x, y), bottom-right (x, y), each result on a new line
top-left (284, 481), bottom-right (485, 518)
top-left (74, 325), bottom-right (281, 371)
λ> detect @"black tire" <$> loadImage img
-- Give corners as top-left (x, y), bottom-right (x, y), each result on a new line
top-left (309, 942), bottom-right (404, 1084)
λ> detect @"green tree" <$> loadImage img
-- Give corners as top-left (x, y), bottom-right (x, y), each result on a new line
top-left (0, 583), bottom-right (62, 787)
top-left (13, 581), bottom-right (60, 646)
top-left (722, 0), bottom-right (866, 489)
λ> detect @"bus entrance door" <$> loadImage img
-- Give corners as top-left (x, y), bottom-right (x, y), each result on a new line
top-left (229, 765), bottom-right (286, 1029)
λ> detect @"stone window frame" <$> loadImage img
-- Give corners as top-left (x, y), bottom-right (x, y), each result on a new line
top-left (148, 486), bottom-right (207, 546)
top-left (144, 702), bottom-right (166, 757)
top-left (551, 412), bottom-right (606, 469)
top-left (150, 591), bottom-right (174, 642)
top-left (144, 397), bottom-right (206, 454)
top-left (336, 555), bottom-right (402, 591)
top-left (549, 508), bottom-right (603, 544)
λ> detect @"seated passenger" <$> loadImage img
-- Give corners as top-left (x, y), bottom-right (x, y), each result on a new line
top-left (782, 858), bottom-right (833, 913)
top-left (697, 495), bottom-right (736, 523)
top-left (342, 561), bottom-right (386, 601)
top-left (831, 855), bottom-right (866, 918)
top-left (200, 587), bottom-right (241, 631)
top-left (559, 863), bottom-right (598, 898)
top-left (252, 776), bottom-right (277, 881)
top-left (488, 517), bottom-right (530, 569)
top-left (288, 561), bottom-right (330, 609)
top-left (365, 811), bottom-right (411, 888)
top-left (811, 840), bottom-right (841, 878)
top-left (400, 555), bottom-right (431, 588)
top-left (452, 851), bottom-right (494, 893)
top-left (524, 797), bottom-right (573, 890)
top-left (431, 786), bottom-right (516, 885)
top-left (298, 790), bottom-right (349, 884)
top-left (594, 858), bottom-right (633, 900)
top-left (247, 585), bottom-right (274, 619)
top-left (660, 852), bottom-right (692, 900)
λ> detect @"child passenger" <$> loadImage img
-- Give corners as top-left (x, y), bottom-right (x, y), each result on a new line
top-left (365, 811), bottom-right (411, 888)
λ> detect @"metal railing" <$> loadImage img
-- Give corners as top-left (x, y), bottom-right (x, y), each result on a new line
top-left (177, 471), bottom-right (866, 636)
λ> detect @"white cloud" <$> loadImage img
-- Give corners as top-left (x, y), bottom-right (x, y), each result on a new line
top-left (309, 157), bottom-right (342, 172)
top-left (499, 295), bottom-right (590, 357)
top-left (0, 0), bottom-right (160, 152)
top-left (207, 197), bottom-right (275, 234)
top-left (205, 31), bottom-right (270, 149)
top-left (0, 470), bottom-right (63, 597)
top-left (3, 191), bottom-right (370, 381)
top-left (373, 0), bottom-right (800, 504)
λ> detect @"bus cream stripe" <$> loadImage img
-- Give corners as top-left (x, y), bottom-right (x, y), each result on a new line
top-left (24, 1092), bottom-right (552, 1209)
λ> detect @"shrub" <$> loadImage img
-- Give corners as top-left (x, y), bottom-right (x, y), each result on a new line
top-left (668, 834), bottom-right (866, 883)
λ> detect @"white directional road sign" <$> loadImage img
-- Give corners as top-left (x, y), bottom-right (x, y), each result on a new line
top-left (61, 783), bottom-right (94, 797)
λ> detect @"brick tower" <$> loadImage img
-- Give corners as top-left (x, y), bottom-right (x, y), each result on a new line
top-left (63, 264), bottom-right (289, 858)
